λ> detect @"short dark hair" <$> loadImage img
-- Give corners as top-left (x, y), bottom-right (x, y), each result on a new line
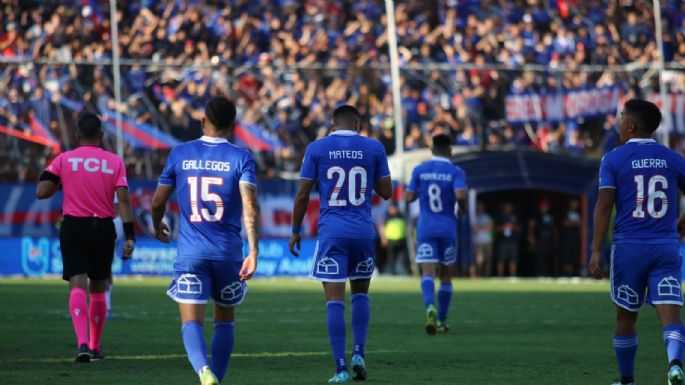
top-left (432, 133), bottom-right (452, 149)
top-left (77, 112), bottom-right (102, 139)
top-left (332, 105), bottom-right (360, 129)
top-left (205, 96), bottom-right (237, 130)
top-left (624, 99), bottom-right (661, 134)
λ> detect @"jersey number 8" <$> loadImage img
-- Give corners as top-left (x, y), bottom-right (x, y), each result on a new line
top-left (327, 166), bottom-right (367, 207)
top-left (632, 174), bottom-right (668, 219)
top-left (428, 183), bottom-right (443, 213)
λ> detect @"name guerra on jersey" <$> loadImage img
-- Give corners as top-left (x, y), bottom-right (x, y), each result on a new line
top-left (181, 159), bottom-right (231, 172)
top-left (328, 150), bottom-right (363, 159)
top-left (631, 158), bottom-right (667, 169)
top-left (420, 173), bottom-right (453, 181)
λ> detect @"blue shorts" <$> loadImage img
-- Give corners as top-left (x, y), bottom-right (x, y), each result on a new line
top-left (610, 242), bottom-right (683, 312)
top-left (309, 238), bottom-right (376, 282)
top-left (167, 259), bottom-right (247, 307)
top-left (416, 237), bottom-right (457, 265)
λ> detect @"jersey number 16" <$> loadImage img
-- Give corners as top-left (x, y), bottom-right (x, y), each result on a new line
top-left (632, 174), bottom-right (668, 219)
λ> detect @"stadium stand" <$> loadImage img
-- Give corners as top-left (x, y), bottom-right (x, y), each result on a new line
top-left (1, 0), bottom-right (684, 181)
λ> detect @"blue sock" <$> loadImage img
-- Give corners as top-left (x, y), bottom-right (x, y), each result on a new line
top-left (614, 334), bottom-right (638, 382)
top-left (181, 321), bottom-right (208, 375)
top-left (420, 276), bottom-right (435, 308)
top-left (327, 301), bottom-right (348, 373)
top-left (351, 293), bottom-right (370, 358)
top-left (211, 321), bottom-right (234, 382)
top-left (437, 283), bottom-right (452, 323)
top-left (663, 324), bottom-right (685, 366)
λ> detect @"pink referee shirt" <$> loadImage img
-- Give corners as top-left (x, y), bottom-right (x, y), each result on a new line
top-left (45, 145), bottom-right (128, 218)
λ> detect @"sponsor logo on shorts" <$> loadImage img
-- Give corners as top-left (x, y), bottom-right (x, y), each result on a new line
top-left (617, 284), bottom-right (640, 306)
top-left (177, 274), bottom-right (202, 294)
top-left (418, 243), bottom-right (433, 259)
top-left (356, 258), bottom-right (374, 274)
top-left (317, 256), bottom-right (339, 275)
top-left (220, 282), bottom-right (245, 303)
top-left (444, 247), bottom-right (456, 263)
top-left (657, 276), bottom-right (682, 297)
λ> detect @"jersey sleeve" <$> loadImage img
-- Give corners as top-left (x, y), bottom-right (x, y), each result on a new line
top-left (114, 156), bottom-right (128, 188)
top-left (240, 151), bottom-right (257, 186)
top-left (673, 153), bottom-right (685, 194)
top-left (158, 149), bottom-right (177, 186)
top-left (44, 153), bottom-right (63, 177)
top-left (300, 144), bottom-right (317, 181)
top-left (598, 155), bottom-right (616, 189)
top-left (453, 167), bottom-right (466, 191)
top-left (406, 167), bottom-right (419, 192)
top-left (374, 143), bottom-right (391, 181)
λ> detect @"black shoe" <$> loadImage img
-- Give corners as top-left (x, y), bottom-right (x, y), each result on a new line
top-left (89, 348), bottom-right (105, 361)
top-left (75, 344), bottom-right (91, 363)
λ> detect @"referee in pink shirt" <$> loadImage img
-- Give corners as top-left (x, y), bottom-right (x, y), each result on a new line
top-left (36, 112), bottom-right (135, 362)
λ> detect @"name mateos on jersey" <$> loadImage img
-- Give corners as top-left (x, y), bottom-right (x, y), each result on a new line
top-left (631, 158), bottom-right (667, 169)
top-left (329, 150), bottom-right (363, 159)
top-left (182, 160), bottom-right (231, 172)
top-left (420, 172), bottom-right (453, 181)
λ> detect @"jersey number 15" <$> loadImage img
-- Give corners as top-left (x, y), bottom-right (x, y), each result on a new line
top-left (632, 174), bottom-right (668, 219)
top-left (188, 176), bottom-right (224, 222)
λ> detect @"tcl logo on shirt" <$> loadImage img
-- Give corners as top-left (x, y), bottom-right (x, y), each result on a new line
top-left (67, 157), bottom-right (116, 174)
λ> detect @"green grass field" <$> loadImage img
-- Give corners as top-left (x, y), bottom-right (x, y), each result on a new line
top-left (0, 277), bottom-right (676, 385)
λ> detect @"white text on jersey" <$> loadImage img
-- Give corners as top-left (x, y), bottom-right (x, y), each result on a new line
top-left (420, 173), bottom-right (452, 181)
top-left (182, 160), bottom-right (231, 172)
top-left (67, 157), bottom-right (115, 174)
top-left (329, 150), bottom-right (363, 160)
top-left (631, 158), bottom-right (667, 169)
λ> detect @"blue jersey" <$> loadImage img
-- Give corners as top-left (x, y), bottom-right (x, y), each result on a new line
top-left (159, 136), bottom-right (257, 260)
top-left (407, 156), bottom-right (466, 240)
top-left (599, 138), bottom-right (685, 243)
top-left (300, 130), bottom-right (391, 239)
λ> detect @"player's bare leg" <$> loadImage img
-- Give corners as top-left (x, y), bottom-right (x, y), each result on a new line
top-left (656, 305), bottom-right (685, 385)
top-left (210, 304), bottom-right (235, 383)
top-left (68, 274), bottom-right (90, 362)
top-left (323, 282), bottom-right (350, 383)
top-left (350, 279), bottom-right (370, 381)
top-left (179, 303), bottom-right (218, 385)
top-left (509, 260), bottom-right (517, 277)
top-left (436, 264), bottom-right (453, 332)
top-left (613, 306), bottom-right (638, 385)
top-left (497, 261), bottom-right (505, 277)
top-left (420, 263), bottom-right (438, 335)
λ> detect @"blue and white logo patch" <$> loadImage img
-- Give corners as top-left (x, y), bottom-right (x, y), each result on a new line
top-left (617, 284), bottom-right (640, 306)
top-left (317, 256), bottom-right (339, 275)
top-left (220, 281), bottom-right (245, 303)
top-left (658, 276), bottom-right (682, 297)
top-left (177, 274), bottom-right (202, 294)
top-left (418, 243), bottom-right (433, 258)
top-left (356, 258), bottom-right (374, 274)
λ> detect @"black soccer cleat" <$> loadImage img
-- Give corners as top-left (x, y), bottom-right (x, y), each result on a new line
top-left (75, 344), bottom-right (91, 363)
top-left (89, 348), bottom-right (105, 361)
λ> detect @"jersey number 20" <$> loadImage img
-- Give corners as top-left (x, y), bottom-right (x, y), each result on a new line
top-left (327, 166), bottom-right (367, 206)
top-left (188, 176), bottom-right (224, 222)
top-left (632, 174), bottom-right (668, 219)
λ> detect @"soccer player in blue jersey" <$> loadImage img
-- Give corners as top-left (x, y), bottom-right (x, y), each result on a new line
top-left (151, 97), bottom-right (259, 385)
top-left (405, 133), bottom-right (466, 335)
top-left (289, 105), bottom-right (392, 383)
top-left (591, 99), bottom-right (685, 385)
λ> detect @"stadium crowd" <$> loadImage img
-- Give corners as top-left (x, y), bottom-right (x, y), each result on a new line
top-left (1, 0), bottom-right (685, 180)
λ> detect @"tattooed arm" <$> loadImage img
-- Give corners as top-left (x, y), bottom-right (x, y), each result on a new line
top-left (239, 182), bottom-right (260, 281)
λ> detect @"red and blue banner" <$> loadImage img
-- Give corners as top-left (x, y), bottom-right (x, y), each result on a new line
top-left (506, 86), bottom-right (623, 124)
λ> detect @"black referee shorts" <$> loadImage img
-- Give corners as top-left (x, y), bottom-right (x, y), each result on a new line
top-left (60, 215), bottom-right (116, 281)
